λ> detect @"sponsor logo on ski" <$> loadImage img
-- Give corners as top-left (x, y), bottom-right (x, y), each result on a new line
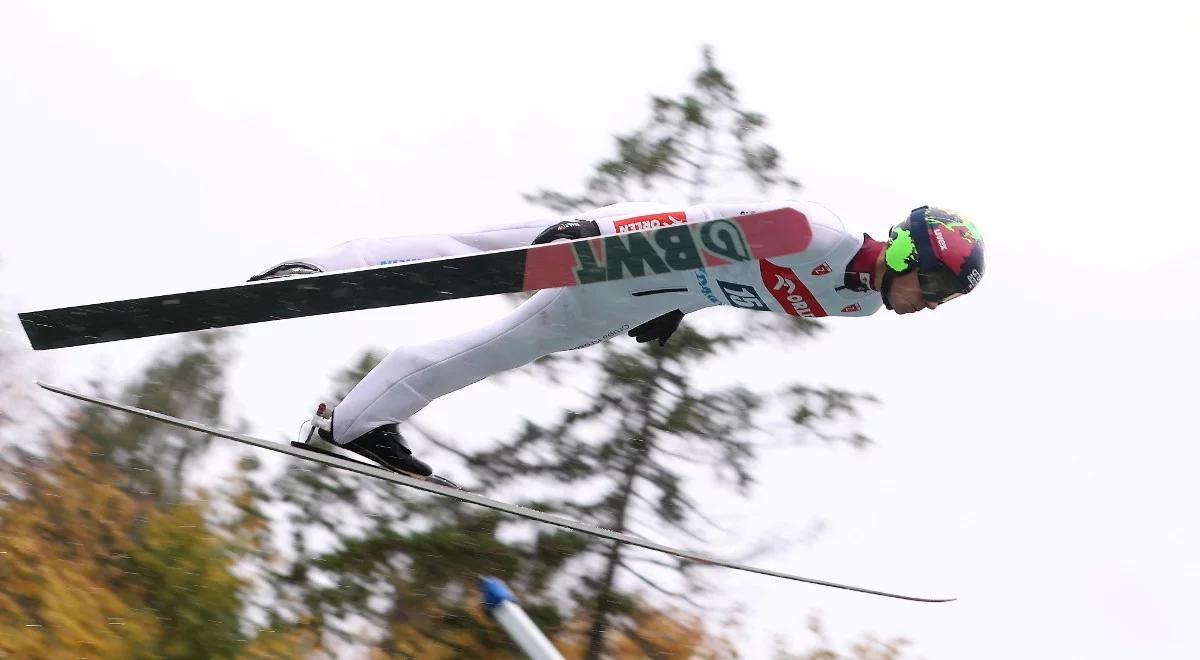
top-left (967, 268), bottom-right (982, 287)
top-left (694, 269), bottom-right (722, 305)
top-left (716, 280), bottom-right (770, 311)
top-left (841, 303), bottom-right (862, 313)
top-left (613, 212), bottom-right (688, 234)
top-left (572, 218), bottom-right (752, 285)
top-left (760, 261), bottom-right (827, 317)
top-left (811, 262), bottom-right (832, 276)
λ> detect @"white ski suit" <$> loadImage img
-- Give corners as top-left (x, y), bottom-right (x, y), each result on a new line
top-left (286, 200), bottom-right (884, 443)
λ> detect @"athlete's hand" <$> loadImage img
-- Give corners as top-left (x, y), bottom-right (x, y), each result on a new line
top-left (247, 262), bottom-right (322, 282)
top-left (531, 219), bottom-right (601, 244)
top-left (628, 310), bottom-right (684, 346)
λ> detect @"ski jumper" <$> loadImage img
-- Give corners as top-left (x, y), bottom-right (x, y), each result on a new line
top-left (283, 201), bottom-right (884, 443)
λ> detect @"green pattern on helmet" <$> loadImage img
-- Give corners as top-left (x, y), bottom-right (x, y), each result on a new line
top-left (924, 209), bottom-right (983, 244)
top-left (885, 227), bottom-right (918, 273)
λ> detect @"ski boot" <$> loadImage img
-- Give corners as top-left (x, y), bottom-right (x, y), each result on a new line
top-left (249, 262), bottom-right (322, 282)
top-left (293, 404), bottom-right (460, 489)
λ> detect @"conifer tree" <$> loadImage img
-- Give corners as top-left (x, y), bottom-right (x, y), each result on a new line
top-left (70, 331), bottom-right (238, 503)
top-left (477, 46), bottom-right (874, 659)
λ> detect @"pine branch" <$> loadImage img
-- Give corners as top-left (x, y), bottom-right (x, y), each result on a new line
top-left (617, 559), bottom-right (704, 609)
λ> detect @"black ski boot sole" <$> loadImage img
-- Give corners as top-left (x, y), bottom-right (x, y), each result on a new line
top-left (290, 441), bottom-right (461, 490)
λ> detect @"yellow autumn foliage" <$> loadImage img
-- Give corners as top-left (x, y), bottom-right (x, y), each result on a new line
top-left (372, 585), bottom-right (736, 659)
top-left (0, 436), bottom-right (246, 658)
top-left (554, 602), bottom-right (738, 660)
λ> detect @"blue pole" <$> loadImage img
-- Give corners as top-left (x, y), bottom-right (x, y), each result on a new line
top-left (479, 576), bottom-right (565, 660)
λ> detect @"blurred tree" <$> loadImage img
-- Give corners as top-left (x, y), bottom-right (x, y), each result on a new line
top-left (264, 359), bottom-right (732, 657)
top-left (475, 45), bottom-right (873, 660)
top-left (0, 267), bottom-right (29, 435)
top-left (263, 354), bottom-right (580, 655)
top-left (556, 601), bottom-right (738, 659)
top-left (0, 324), bottom-right (280, 658)
top-left (773, 614), bottom-right (912, 660)
top-left (0, 437), bottom-right (247, 658)
top-left (525, 45), bottom-right (801, 211)
top-left (70, 331), bottom-right (237, 503)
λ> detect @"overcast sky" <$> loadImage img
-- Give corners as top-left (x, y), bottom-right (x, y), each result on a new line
top-left (3, 1), bottom-right (1198, 658)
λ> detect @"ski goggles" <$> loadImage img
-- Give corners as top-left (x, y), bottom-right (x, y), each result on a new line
top-left (915, 266), bottom-right (966, 304)
top-left (880, 263), bottom-right (963, 309)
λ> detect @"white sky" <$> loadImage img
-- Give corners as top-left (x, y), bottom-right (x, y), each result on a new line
top-left (2, 1), bottom-right (1198, 658)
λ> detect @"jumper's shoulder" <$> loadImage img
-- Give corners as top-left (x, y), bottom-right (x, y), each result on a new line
top-left (789, 201), bottom-right (856, 255)
top-left (745, 200), bottom-right (860, 262)
top-left (685, 200), bottom-right (852, 240)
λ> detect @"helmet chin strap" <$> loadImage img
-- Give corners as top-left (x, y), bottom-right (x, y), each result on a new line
top-left (880, 268), bottom-right (898, 310)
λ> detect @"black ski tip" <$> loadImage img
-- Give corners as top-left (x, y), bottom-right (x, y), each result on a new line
top-left (912, 595), bottom-right (956, 603)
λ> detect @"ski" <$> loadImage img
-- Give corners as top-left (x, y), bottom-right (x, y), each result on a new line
top-left (20, 208), bottom-right (812, 350)
top-left (285, 439), bottom-right (460, 489)
top-left (37, 381), bottom-right (954, 603)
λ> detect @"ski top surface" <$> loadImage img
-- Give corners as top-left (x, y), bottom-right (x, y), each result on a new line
top-left (20, 207), bottom-right (812, 351)
top-left (37, 381), bottom-right (954, 603)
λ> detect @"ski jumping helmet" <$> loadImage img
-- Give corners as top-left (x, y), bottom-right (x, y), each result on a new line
top-left (883, 206), bottom-right (985, 305)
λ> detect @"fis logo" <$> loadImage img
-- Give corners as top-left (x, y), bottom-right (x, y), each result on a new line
top-left (841, 303), bottom-right (862, 313)
top-left (614, 212), bottom-right (688, 234)
top-left (717, 280), bottom-right (770, 311)
top-left (811, 262), bottom-right (832, 276)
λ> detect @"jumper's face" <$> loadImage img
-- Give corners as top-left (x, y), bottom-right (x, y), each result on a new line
top-left (884, 270), bottom-right (941, 315)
